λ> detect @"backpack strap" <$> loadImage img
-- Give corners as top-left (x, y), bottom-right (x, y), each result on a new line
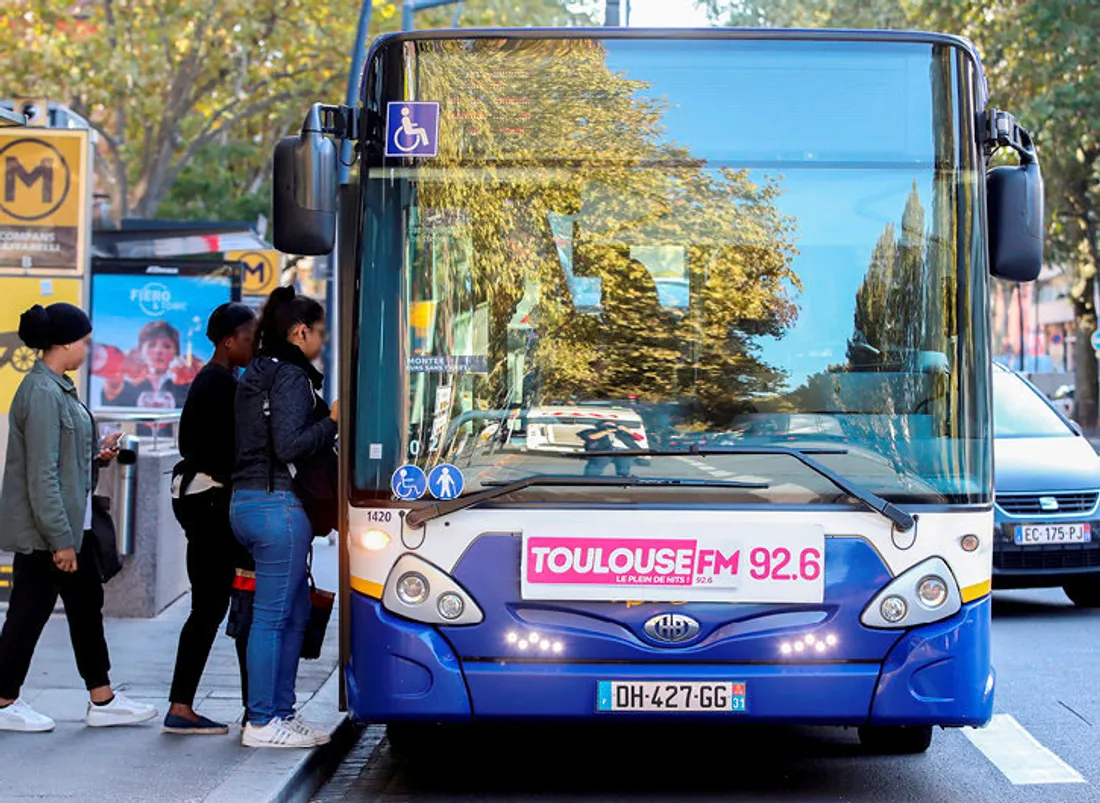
top-left (262, 390), bottom-right (274, 494)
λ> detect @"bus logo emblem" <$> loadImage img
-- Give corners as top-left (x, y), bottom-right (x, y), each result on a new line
top-left (644, 613), bottom-right (699, 644)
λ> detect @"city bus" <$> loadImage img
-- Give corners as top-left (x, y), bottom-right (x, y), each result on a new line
top-left (272, 28), bottom-right (1043, 755)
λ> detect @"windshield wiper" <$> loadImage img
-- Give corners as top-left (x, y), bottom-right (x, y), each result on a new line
top-left (404, 475), bottom-right (769, 529)
top-left (569, 446), bottom-right (915, 532)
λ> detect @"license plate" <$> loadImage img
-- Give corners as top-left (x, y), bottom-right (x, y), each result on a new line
top-left (596, 681), bottom-right (747, 713)
top-left (1014, 523), bottom-right (1091, 545)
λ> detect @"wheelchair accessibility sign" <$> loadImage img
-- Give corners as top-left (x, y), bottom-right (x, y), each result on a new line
top-left (391, 465), bottom-right (428, 501)
top-left (385, 102), bottom-right (440, 158)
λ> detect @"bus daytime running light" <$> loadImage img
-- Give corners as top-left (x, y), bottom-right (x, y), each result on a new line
top-left (780, 633), bottom-right (839, 658)
top-left (506, 631), bottom-right (564, 655)
top-left (354, 529), bottom-right (391, 551)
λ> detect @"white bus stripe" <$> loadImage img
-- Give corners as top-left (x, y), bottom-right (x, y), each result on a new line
top-left (963, 714), bottom-right (1085, 785)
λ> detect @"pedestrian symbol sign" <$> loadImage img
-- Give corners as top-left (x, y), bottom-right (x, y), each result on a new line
top-left (428, 464), bottom-right (464, 500)
top-left (384, 102), bottom-right (439, 158)
top-left (391, 465), bottom-right (428, 501)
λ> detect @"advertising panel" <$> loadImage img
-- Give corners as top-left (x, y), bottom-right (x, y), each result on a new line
top-left (0, 129), bottom-right (90, 273)
top-left (0, 278), bottom-right (83, 499)
top-left (0, 277), bottom-right (82, 414)
top-left (89, 262), bottom-right (238, 412)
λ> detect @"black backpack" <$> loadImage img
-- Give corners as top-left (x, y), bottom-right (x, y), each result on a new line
top-left (261, 366), bottom-right (338, 538)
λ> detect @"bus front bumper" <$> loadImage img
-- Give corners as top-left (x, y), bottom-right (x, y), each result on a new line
top-left (345, 593), bottom-right (993, 727)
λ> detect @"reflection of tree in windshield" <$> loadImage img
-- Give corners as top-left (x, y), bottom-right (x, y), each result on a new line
top-left (414, 37), bottom-right (801, 434)
top-left (770, 178), bottom-right (957, 491)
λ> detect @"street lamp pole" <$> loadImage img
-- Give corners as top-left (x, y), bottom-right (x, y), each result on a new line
top-left (404, 0), bottom-right (463, 30)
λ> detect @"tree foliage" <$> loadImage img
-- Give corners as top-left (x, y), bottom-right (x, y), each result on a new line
top-left (0, 0), bottom-right (595, 221)
top-left (401, 36), bottom-right (799, 434)
top-left (703, 0), bottom-right (1100, 428)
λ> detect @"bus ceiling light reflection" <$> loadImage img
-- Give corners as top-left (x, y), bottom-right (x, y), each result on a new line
top-left (506, 631), bottom-right (564, 654)
top-left (780, 633), bottom-right (838, 658)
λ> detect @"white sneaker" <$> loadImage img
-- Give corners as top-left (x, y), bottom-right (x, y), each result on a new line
top-left (85, 693), bottom-right (158, 727)
top-left (242, 717), bottom-right (316, 749)
top-left (0, 699), bottom-right (55, 732)
top-left (287, 715), bottom-right (331, 745)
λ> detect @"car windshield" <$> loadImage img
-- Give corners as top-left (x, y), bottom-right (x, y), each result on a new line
top-left (353, 35), bottom-right (989, 505)
top-left (992, 370), bottom-right (1073, 439)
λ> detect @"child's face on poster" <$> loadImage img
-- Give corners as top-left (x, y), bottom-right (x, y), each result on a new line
top-left (142, 336), bottom-right (178, 373)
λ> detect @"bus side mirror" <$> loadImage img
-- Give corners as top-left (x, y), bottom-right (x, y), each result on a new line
top-left (987, 157), bottom-right (1043, 282)
top-left (273, 105), bottom-right (337, 256)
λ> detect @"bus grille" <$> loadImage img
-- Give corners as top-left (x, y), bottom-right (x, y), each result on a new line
top-left (995, 545), bottom-right (1100, 571)
top-left (995, 492), bottom-right (1099, 516)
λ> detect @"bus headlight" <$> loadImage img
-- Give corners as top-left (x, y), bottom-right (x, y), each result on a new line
top-left (383, 554), bottom-right (483, 626)
top-left (437, 592), bottom-right (465, 620)
top-left (861, 557), bottom-right (962, 629)
top-left (396, 572), bottom-right (429, 605)
top-left (917, 576), bottom-right (949, 608)
top-left (880, 595), bottom-right (908, 623)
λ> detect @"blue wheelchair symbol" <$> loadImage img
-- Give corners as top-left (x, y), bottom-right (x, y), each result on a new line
top-left (428, 464), bottom-right (464, 500)
top-left (384, 102), bottom-right (439, 158)
top-left (391, 465), bottom-right (428, 501)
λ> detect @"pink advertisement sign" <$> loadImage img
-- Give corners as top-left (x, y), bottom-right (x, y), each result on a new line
top-left (520, 530), bottom-right (825, 603)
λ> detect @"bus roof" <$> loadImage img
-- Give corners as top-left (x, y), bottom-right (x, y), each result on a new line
top-left (364, 27), bottom-right (987, 107)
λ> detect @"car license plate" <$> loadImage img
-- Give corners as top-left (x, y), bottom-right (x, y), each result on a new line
top-left (596, 681), bottom-right (747, 712)
top-left (1014, 523), bottom-right (1091, 545)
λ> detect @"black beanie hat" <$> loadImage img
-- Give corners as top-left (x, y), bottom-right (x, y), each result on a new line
top-left (18, 303), bottom-right (92, 350)
top-left (206, 302), bottom-right (256, 345)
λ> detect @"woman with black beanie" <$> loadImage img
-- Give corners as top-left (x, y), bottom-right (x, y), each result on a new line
top-left (164, 302), bottom-right (257, 735)
top-left (0, 303), bottom-right (158, 732)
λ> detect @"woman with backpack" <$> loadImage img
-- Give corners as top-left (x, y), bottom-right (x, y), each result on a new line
top-left (164, 303), bottom-right (256, 735)
top-left (231, 287), bottom-right (336, 749)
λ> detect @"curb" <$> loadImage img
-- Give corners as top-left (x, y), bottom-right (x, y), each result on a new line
top-left (204, 669), bottom-right (368, 803)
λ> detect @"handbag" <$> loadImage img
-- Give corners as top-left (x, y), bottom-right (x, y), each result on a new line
top-left (224, 556), bottom-right (333, 661)
top-left (226, 568), bottom-right (255, 639)
top-left (89, 494), bottom-right (123, 583)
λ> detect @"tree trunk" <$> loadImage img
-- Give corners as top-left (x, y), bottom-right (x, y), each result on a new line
top-left (1073, 280), bottom-right (1097, 431)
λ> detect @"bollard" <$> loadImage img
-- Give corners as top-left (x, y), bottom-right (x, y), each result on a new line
top-left (115, 434), bottom-right (139, 556)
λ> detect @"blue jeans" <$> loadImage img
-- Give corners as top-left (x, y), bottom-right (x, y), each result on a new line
top-left (230, 490), bottom-right (311, 727)
top-left (584, 455), bottom-right (633, 477)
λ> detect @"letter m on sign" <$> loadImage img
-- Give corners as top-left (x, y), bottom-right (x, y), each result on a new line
top-left (243, 258), bottom-right (266, 286)
top-left (5, 157), bottom-right (52, 204)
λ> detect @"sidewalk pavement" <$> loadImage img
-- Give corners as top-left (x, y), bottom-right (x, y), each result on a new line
top-left (0, 541), bottom-right (353, 803)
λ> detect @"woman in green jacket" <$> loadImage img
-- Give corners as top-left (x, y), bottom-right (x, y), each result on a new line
top-left (0, 303), bottom-right (158, 733)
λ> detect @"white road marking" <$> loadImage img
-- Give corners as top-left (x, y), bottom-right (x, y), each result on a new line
top-left (963, 714), bottom-right (1085, 785)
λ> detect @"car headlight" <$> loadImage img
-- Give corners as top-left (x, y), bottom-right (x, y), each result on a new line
top-left (382, 554), bottom-right (483, 626)
top-left (861, 557), bottom-right (962, 629)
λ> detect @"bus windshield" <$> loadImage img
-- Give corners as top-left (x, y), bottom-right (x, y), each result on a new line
top-left (353, 35), bottom-right (988, 505)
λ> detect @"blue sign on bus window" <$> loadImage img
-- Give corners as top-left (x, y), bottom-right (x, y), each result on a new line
top-left (391, 465), bottom-right (428, 500)
top-left (385, 102), bottom-right (440, 158)
top-left (428, 464), bottom-right (464, 500)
